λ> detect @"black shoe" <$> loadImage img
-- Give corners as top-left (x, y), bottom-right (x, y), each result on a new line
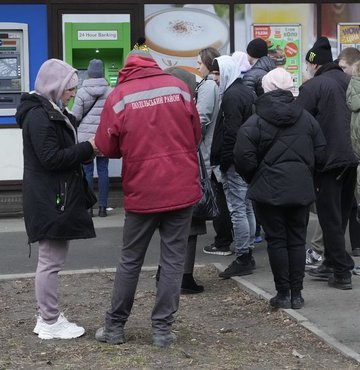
top-left (153, 332), bottom-right (176, 347)
top-left (219, 253), bottom-right (255, 279)
top-left (291, 291), bottom-right (304, 309)
top-left (98, 206), bottom-right (107, 217)
top-left (352, 248), bottom-right (360, 257)
top-left (328, 275), bottom-right (352, 290)
top-left (181, 273), bottom-right (204, 294)
top-left (203, 243), bottom-right (233, 256)
top-left (269, 292), bottom-right (291, 309)
top-left (308, 263), bottom-right (334, 280)
top-left (95, 326), bottom-right (125, 345)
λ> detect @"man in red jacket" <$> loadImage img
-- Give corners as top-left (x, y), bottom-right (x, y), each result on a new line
top-left (94, 38), bottom-right (201, 348)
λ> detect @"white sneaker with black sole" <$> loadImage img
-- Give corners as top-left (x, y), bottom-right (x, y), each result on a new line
top-left (37, 313), bottom-right (85, 340)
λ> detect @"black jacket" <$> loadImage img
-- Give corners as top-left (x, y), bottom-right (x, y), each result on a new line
top-left (16, 93), bottom-right (96, 243)
top-left (296, 62), bottom-right (357, 171)
top-left (234, 89), bottom-right (326, 206)
top-left (242, 56), bottom-right (276, 96)
top-left (210, 79), bottom-right (255, 172)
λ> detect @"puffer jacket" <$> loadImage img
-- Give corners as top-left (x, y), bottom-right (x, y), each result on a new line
top-left (210, 79), bottom-right (255, 172)
top-left (95, 53), bottom-right (202, 213)
top-left (347, 76), bottom-right (360, 158)
top-left (234, 89), bottom-right (326, 206)
top-left (72, 78), bottom-right (112, 142)
top-left (16, 92), bottom-right (96, 243)
top-left (195, 76), bottom-right (220, 175)
top-left (242, 56), bottom-right (276, 96)
top-left (297, 62), bottom-right (357, 171)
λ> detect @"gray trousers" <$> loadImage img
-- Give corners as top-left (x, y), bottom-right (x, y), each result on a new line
top-left (105, 207), bottom-right (193, 335)
top-left (35, 239), bottom-right (69, 323)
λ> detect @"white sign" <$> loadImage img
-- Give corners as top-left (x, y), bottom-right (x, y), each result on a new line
top-left (77, 30), bottom-right (118, 41)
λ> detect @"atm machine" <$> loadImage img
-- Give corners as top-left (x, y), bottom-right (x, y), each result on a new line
top-left (64, 22), bottom-right (130, 89)
top-left (0, 23), bottom-right (29, 116)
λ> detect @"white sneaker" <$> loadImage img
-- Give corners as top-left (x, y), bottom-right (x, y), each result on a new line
top-left (38, 313), bottom-right (85, 340)
top-left (33, 315), bottom-right (45, 335)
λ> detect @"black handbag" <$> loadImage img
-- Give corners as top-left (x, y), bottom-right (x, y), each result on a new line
top-left (192, 149), bottom-right (220, 220)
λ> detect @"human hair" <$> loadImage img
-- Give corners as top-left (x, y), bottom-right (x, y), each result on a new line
top-left (199, 47), bottom-right (221, 71)
top-left (352, 60), bottom-right (360, 77)
top-left (338, 47), bottom-right (360, 66)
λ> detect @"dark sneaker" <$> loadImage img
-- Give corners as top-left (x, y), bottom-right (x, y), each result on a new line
top-left (203, 244), bottom-right (233, 256)
top-left (95, 326), bottom-right (126, 345)
top-left (308, 263), bottom-right (334, 280)
top-left (352, 248), bottom-right (360, 257)
top-left (328, 275), bottom-right (352, 290)
top-left (291, 293), bottom-right (305, 309)
top-left (269, 293), bottom-right (291, 309)
top-left (153, 332), bottom-right (176, 347)
top-left (254, 235), bottom-right (263, 243)
top-left (181, 273), bottom-right (204, 294)
top-left (219, 254), bottom-right (255, 279)
top-left (98, 207), bottom-right (107, 217)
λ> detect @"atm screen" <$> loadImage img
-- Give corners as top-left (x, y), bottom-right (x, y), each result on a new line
top-left (0, 57), bottom-right (18, 78)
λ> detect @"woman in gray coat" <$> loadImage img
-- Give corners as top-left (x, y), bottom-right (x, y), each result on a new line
top-left (72, 59), bottom-right (112, 217)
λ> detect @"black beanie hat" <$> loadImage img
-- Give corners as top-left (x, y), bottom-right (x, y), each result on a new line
top-left (246, 38), bottom-right (268, 59)
top-left (211, 58), bottom-right (220, 72)
top-left (306, 37), bottom-right (333, 65)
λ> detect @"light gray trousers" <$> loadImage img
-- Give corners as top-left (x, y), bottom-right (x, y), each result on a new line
top-left (105, 207), bottom-right (193, 335)
top-left (35, 239), bottom-right (69, 323)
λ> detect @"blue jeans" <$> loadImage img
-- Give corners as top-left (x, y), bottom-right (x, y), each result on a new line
top-left (222, 165), bottom-right (255, 255)
top-left (83, 157), bottom-right (109, 207)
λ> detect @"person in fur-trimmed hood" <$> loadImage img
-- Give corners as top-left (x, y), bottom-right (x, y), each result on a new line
top-left (15, 58), bottom-right (97, 340)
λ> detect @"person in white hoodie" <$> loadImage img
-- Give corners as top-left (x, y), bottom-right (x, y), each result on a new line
top-left (72, 59), bottom-right (112, 217)
top-left (210, 55), bottom-right (256, 279)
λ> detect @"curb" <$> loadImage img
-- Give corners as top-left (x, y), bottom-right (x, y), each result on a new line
top-left (212, 263), bottom-right (360, 364)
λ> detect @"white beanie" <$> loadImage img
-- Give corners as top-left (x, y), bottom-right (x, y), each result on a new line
top-left (262, 67), bottom-right (294, 93)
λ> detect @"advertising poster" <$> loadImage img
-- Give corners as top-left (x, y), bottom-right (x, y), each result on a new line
top-left (252, 24), bottom-right (301, 94)
top-left (337, 23), bottom-right (360, 52)
top-left (144, 4), bottom-right (230, 78)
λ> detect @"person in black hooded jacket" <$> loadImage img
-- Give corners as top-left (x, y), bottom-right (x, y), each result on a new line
top-left (242, 38), bottom-right (276, 97)
top-left (234, 68), bottom-right (326, 309)
top-left (16, 59), bottom-right (97, 340)
top-left (296, 37), bottom-right (358, 290)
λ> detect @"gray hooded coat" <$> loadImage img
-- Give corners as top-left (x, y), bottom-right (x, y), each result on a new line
top-left (72, 78), bottom-right (112, 143)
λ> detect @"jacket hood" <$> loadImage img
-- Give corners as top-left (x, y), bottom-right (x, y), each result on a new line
top-left (232, 51), bottom-right (251, 78)
top-left (347, 76), bottom-right (360, 113)
top-left (118, 54), bottom-right (166, 84)
top-left (255, 89), bottom-right (302, 127)
top-left (315, 61), bottom-right (343, 76)
top-left (35, 59), bottom-right (78, 105)
top-left (214, 55), bottom-right (238, 96)
top-left (16, 93), bottom-right (45, 128)
top-left (252, 56), bottom-right (276, 73)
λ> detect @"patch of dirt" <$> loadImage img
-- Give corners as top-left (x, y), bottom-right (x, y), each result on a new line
top-left (0, 265), bottom-right (358, 370)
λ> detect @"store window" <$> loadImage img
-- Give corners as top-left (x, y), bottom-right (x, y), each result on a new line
top-left (144, 4), bottom-right (230, 76)
top-left (321, 3), bottom-right (360, 57)
top-left (234, 4), bottom-right (316, 92)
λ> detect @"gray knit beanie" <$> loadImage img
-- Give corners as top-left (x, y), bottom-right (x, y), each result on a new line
top-left (87, 59), bottom-right (104, 78)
